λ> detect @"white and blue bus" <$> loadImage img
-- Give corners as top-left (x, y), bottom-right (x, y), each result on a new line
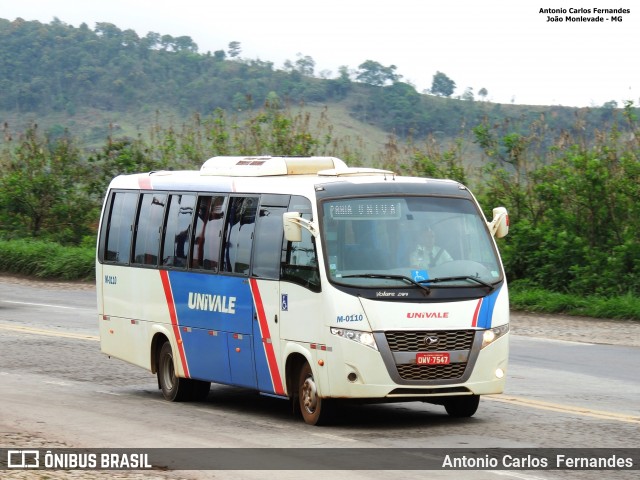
top-left (96, 156), bottom-right (510, 425)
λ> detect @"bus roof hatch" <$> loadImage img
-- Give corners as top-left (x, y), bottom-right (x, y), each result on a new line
top-left (200, 156), bottom-right (348, 176)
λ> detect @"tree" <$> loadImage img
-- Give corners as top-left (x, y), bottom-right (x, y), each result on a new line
top-left (478, 87), bottom-right (488, 100)
top-left (94, 22), bottom-right (122, 40)
top-left (173, 36), bottom-right (198, 52)
top-left (86, 137), bottom-right (158, 199)
top-left (160, 34), bottom-right (175, 50)
top-left (430, 71), bottom-right (456, 97)
top-left (121, 29), bottom-right (140, 48)
top-left (294, 53), bottom-right (315, 76)
top-left (141, 32), bottom-right (161, 49)
top-left (326, 65), bottom-right (352, 98)
top-left (228, 41), bottom-right (241, 58)
top-left (356, 60), bottom-right (401, 86)
top-left (0, 126), bottom-right (95, 242)
top-left (461, 87), bottom-right (474, 101)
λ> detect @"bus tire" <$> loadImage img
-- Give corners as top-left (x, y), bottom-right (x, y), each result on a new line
top-left (158, 341), bottom-right (193, 402)
top-left (444, 395), bottom-right (480, 418)
top-left (298, 361), bottom-right (333, 425)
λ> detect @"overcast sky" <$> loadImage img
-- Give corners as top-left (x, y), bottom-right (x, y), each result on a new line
top-left (2, 0), bottom-right (638, 107)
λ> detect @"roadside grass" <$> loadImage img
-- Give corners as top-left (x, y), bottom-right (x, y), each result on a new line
top-left (509, 284), bottom-right (640, 321)
top-left (1, 238), bottom-right (638, 321)
top-left (0, 238), bottom-right (95, 281)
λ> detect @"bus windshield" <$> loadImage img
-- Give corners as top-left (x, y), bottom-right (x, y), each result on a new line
top-left (321, 196), bottom-right (502, 289)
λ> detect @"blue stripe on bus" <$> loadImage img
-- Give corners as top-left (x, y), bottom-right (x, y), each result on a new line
top-left (165, 271), bottom-right (279, 394)
top-left (476, 286), bottom-right (502, 329)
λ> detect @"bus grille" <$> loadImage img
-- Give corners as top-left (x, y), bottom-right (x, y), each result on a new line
top-left (396, 363), bottom-right (468, 381)
top-left (384, 330), bottom-right (475, 381)
top-left (385, 330), bottom-right (475, 352)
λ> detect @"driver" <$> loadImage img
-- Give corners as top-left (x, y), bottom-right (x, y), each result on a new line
top-left (410, 226), bottom-right (453, 268)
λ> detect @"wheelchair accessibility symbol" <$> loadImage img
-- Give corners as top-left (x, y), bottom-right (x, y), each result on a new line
top-left (411, 270), bottom-right (428, 282)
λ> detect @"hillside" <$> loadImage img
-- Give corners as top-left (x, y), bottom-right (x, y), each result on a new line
top-left (1, 18), bottom-right (639, 304)
top-left (0, 16), bottom-right (631, 166)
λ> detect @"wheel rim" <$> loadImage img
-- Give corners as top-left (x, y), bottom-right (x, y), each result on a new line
top-left (301, 374), bottom-right (318, 414)
top-left (162, 352), bottom-right (175, 391)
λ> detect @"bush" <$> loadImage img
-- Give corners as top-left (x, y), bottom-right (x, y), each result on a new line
top-left (509, 281), bottom-right (640, 320)
top-left (0, 238), bottom-right (95, 280)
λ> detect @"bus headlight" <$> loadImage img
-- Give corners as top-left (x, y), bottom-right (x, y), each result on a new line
top-left (481, 323), bottom-right (509, 349)
top-left (330, 327), bottom-right (378, 351)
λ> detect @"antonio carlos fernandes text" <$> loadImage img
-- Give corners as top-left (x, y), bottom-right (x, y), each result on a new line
top-left (442, 454), bottom-right (634, 469)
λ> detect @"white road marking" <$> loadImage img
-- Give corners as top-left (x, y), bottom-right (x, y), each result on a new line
top-left (310, 432), bottom-right (358, 442)
top-left (494, 471), bottom-right (550, 480)
top-left (512, 335), bottom-right (594, 346)
top-left (2, 300), bottom-right (80, 310)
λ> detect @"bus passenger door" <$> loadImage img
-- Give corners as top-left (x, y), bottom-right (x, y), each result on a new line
top-left (250, 198), bottom-right (289, 395)
top-left (221, 196), bottom-right (260, 389)
top-left (278, 196), bottom-right (325, 390)
top-left (279, 228), bottom-right (323, 346)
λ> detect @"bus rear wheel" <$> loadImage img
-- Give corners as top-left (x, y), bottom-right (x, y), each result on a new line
top-left (444, 395), bottom-right (480, 418)
top-left (297, 362), bottom-right (333, 425)
top-left (157, 341), bottom-right (209, 402)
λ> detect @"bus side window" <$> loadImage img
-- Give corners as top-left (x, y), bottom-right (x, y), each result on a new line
top-left (221, 196), bottom-right (258, 275)
top-left (252, 205), bottom-right (286, 279)
top-left (132, 193), bottom-right (167, 266)
top-left (191, 195), bottom-right (226, 271)
top-left (103, 191), bottom-right (138, 264)
top-left (281, 196), bottom-right (320, 292)
top-left (161, 194), bottom-right (196, 268)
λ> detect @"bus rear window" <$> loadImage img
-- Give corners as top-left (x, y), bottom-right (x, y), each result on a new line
top-left (103, 191), bottom-right (138, 264)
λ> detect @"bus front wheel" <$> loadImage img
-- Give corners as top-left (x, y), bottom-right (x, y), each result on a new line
top-left (297, 362), bottom-right (333, 425)
top-left (157, 341), bottom-right (209, 402)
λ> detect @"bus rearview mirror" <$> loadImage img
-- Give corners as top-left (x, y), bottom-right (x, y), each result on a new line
top-left (283, 212), bottom-right (303, 242)
top-left (489, 207), bottom-right (509, 238)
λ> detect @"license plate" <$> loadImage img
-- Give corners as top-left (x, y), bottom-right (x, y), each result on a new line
top-left (416, 352), bottom-right (450, 365)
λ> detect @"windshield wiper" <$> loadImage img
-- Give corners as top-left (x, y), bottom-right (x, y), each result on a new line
top-left (419, 275), bottom-right (495, 291)
top-left (341, 273), bottom-right (431, 293)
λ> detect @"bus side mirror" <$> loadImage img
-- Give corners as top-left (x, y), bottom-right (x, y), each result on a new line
top-left (489, 207), bottom-right (509, 238)
top-left (283, 212), bottom-right (302, 242)
top-left (283, 212), bottom-right (319, 242)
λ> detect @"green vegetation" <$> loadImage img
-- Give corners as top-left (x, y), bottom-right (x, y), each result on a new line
top-left (0, 18), bottom-right (630, 145)
top-left (0, 238), bottom-right (95, 280)
top-left (1, 18), bottom-right (639, 321)
top-left (509, 283), bottom-right (640, 320)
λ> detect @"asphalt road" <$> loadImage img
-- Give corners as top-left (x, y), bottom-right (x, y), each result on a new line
top-left (1, 277), bottom-right (639, 480)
